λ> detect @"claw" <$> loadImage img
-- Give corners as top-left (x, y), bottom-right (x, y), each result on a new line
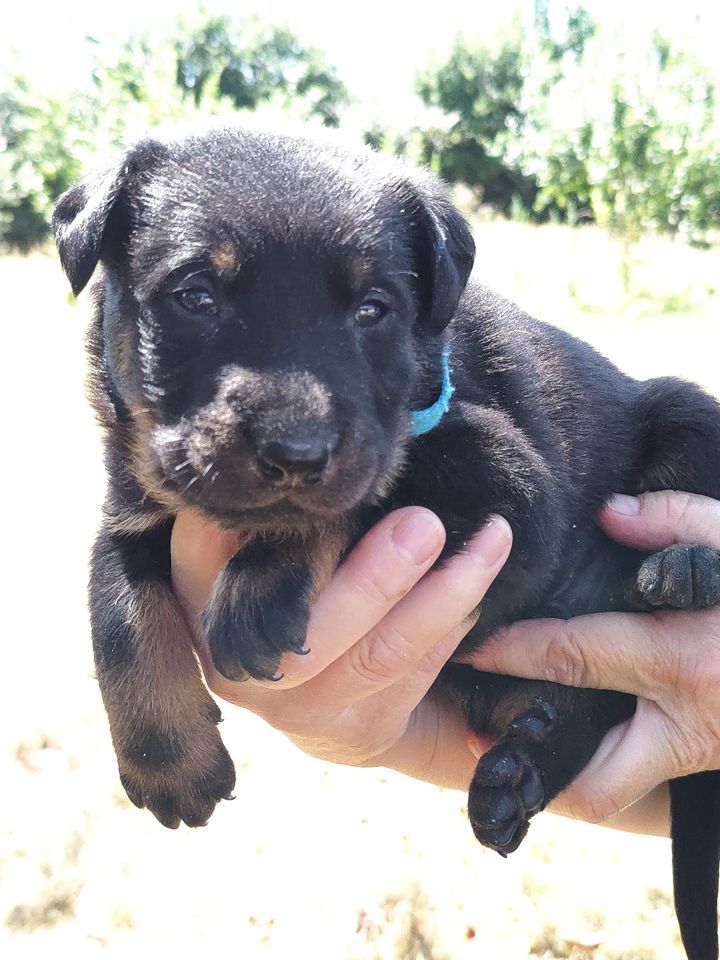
top-left (288, 641), bottom-right (311, 656)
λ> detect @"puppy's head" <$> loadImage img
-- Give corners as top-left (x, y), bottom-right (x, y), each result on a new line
top-left (54, 126), bottom-right (474, 529)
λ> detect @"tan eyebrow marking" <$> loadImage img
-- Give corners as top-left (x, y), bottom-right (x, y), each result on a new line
top-left (347, 252), bottom-right (371, 290)
top-left (210, 241), bottom-right (238, 274)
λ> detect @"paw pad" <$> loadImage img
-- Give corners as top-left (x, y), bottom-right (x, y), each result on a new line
top-left (468, 738), bottom-right (546, 856)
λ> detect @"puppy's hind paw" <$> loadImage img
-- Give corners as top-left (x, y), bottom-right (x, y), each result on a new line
top-left (636, 544), bottom-right (720, 610)
top-left (468, 698), bottom-right (556, 856)
top-left (468, 740), bottom-right (546, 856)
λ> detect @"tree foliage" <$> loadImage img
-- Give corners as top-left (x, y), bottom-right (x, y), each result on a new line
top-left (528, 29), bottom-right (720, 242)
top-left (415, 31), bottom-right (536, 213)
top-left (1, 7), bottom-right (718, 250)
top-left (174, 16), bottom-right (348, 126)
top-left (0, 74), bottom-right (93, 250)
top-left (412, 7), bottom-right (720, 242)
top-left (0, 16), bottom-right (349, 249)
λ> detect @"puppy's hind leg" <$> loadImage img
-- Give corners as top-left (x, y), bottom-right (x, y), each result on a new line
top-left (451, 671), bottom-right (633, 855)
top-left (671, 772), bottom-right (720, 960)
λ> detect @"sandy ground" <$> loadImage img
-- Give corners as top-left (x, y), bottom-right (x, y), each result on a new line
top-left (1, 222), bottom-right (718, 959)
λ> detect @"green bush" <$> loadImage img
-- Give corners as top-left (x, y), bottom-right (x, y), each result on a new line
top-left (0, 76), bottom-right (92, 250)
top-left (0, 17), bottom-right (349, 250)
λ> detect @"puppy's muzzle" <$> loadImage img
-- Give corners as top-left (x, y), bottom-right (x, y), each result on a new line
top-left (254, 436), bottom-right (333, 487)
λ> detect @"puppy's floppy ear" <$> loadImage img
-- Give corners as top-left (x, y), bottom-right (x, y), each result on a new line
top-left (52, 139), bottom-right (167, 296)
top-left (52, 161), bottom-right (129, 296)
top-left (408, 176), bottom-right (476, 333)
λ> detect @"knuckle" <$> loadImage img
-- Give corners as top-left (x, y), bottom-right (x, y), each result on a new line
top-left (694, 654), bottom-right (720, 698)
top-left (544, 626), bottom-right (591, 687)
top-left (351, 569), bottom-right (409, 610)
top-left (418, 633), bottom-right (458, 674)
top-left (349, 625), bottom-right (411, 683)
top-left (655, 489), bottom-right (694, 531)
top-left (663, 624), bottom-right (720, 699)
top-left (665, 722), bottom-right (716, 776)
top-left (648, 490), bottom-right (720, 545)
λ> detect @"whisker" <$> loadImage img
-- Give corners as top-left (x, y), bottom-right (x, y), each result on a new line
top-left (201, 462), bottom-right (214, 477)
top-left (174, 458), bottom-right (193, 472)
top-left (179, 475), bottom-right (200, 496)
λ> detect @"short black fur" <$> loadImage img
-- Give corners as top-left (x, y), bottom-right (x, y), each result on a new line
top-left (54, 124), bottom-right (720, 959)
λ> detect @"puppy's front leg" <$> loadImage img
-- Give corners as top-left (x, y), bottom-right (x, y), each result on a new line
top-left (91, 522), bottom-right (235, 827)
top-left (204, 533), bottom-right (342, 682)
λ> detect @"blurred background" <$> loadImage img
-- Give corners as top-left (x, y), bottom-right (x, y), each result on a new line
top-left (1, 2), bottom-right (719, 958)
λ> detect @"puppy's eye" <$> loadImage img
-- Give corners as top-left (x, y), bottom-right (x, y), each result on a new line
top-left (174, 287), bottom-right (218, 315)
top-left (354, 300), bottom-right (388, 327)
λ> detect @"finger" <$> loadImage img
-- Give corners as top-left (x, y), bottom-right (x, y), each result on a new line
top-left (600, 491), bottom-right (720, 551)
top-left (270, 508), bottom-right (447, 685)
top-left (549, 700), bottom-right (677, 824)
top-left (468, 610), bottom-right (686, 700)
top-left (310, 517), bottom-right (512, 706)
top-left (570, 783), bottom-right (671, 838)
top-left (171, 510), bottom-right (246, 630)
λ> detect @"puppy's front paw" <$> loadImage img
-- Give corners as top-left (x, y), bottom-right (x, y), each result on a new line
top-left (637, 544), bottom-right (720, 609)
top-left (117, 700), bottom-right (235, 829)
top-left (202, 540), bottom-right (312, 682)
top-left (468, 698), bottom-right (556, 856)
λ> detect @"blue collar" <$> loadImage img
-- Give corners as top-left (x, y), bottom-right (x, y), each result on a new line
top-left (410, 348), bottom-right (455, 438)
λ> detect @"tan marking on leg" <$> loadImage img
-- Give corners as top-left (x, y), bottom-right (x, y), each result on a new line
top-left (307, 522), bottom-right (348, 604)
top-left (112, 582), bottom-right (214, 733)
top-left (103, 505), bottom-right (171, 536)
top-left (102, 581), bottom-right (234, 826)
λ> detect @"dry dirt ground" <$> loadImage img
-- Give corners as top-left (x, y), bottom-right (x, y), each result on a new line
top-left (1, 221), bottom-right (718, 959)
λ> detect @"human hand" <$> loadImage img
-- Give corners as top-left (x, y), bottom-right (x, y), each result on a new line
top-left (470, 491), bottom-right (720, 835)
top-left (171, 508), bottom-right (512, 790)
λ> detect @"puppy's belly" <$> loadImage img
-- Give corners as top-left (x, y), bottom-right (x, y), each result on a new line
top-left (534, 535), bottom-right (643, 619)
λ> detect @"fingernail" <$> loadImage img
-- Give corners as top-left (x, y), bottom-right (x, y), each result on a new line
top-left (467, 734), bottom-right (482, 760)
top-left (467, 733), bottom-right (494, 760)
top-left (391, 512), bottom-right (444, 564)
top-left (474, 516), bottom-right (512, 568)
top-left (608, 494), bottom-right (640, 516)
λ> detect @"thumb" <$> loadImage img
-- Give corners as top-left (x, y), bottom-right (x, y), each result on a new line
top-left (599, 491), bottom-right (720, 551)
top-left (550, 700), bottom-right (676, 824)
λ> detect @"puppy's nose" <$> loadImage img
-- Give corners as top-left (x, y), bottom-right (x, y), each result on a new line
top-left (255, 438), bottom-right (331, 485)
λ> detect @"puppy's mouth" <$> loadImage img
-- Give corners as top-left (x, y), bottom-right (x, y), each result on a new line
top-left (153, 429), bottom-right (392, 528)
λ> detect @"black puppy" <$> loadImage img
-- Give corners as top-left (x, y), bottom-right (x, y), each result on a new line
top-left (53, 125), bottom-right (720, 960)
